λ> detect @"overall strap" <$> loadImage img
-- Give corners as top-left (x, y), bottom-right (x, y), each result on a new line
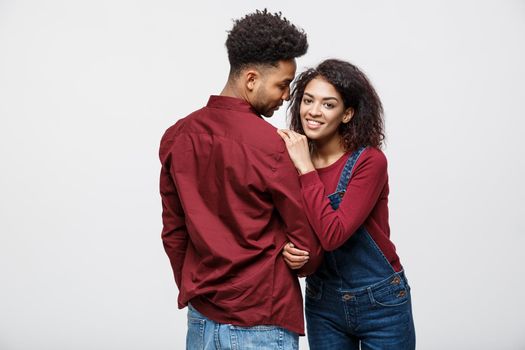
top-left (328, 147), bottom-right (366, 210)
top-left (336, 146), bottom-right (367, 193)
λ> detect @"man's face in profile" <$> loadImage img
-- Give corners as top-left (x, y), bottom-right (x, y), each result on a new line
top-left (251, 59), bottom-right (296, 117)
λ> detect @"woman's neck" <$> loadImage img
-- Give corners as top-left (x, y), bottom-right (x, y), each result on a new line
top-left (311, 135), bottom-right (346, 168)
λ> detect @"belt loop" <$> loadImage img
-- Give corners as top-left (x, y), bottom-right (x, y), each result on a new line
top-left (400, 270), bottom-right (410, 289)
top-left (214, 323), bottom-right (221, 349)
top-left (367, 286), bottom-right (375, 305)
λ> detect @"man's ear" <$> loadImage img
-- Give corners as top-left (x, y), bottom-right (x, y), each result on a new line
top-left (244, 69), bottom-right (260, 92)
top-left (342, 107), bottom-right (354, 123)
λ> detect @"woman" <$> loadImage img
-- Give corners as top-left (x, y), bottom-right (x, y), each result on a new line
top-left (277, 59), bottom-right (415, 349)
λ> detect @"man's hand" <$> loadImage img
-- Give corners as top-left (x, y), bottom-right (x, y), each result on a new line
top-left (282, 242), bottom-right (310, 270)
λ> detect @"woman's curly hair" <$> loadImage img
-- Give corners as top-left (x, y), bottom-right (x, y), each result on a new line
top-left (289, 59), bottom-right (385, 152)
top-left (226, 9), bottom-right (308, 74)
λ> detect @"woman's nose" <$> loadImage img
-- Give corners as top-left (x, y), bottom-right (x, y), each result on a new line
top-left (309, 103), bottom-right (322, 116)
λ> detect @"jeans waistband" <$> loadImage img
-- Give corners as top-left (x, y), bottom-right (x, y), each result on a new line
top-left (329, 270), bottom-right (408, 295)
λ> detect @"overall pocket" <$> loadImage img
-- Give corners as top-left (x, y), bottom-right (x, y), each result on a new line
top-left (371, 282), bottom-right (410, 307)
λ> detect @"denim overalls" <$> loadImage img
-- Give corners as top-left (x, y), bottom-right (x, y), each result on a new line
top-left (305, 147), bottom-right (416, 350)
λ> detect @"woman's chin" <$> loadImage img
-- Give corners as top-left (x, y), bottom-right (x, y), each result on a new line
top-left (303, 130), bottom-right (320, 141)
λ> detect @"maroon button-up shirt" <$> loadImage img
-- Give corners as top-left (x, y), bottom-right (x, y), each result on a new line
top-left (159, 95), bottom-right (323, 335)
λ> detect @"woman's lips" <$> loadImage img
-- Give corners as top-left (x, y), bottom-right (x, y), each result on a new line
top-left (305, 118), bottom-right (323, 130)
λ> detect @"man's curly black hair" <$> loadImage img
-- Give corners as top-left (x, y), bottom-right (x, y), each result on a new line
top-left (226, 9), bottom-right (308, 75)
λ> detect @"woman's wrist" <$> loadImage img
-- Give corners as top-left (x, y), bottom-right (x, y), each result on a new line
top-left (297, 163), bottom-right (315, 175)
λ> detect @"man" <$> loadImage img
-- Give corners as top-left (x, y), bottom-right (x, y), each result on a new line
top-left (159, 10), bottom-right (322, 349)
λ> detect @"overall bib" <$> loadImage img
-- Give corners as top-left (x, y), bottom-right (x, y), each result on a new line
top-left (305, 148), bottom-right (415, 350)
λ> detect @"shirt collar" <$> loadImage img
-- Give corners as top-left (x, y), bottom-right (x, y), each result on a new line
top-left (206, 95), bottom-right (261, 117)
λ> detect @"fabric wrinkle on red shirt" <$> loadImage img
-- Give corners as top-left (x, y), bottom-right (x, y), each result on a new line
top-left (159, 95), bottom-right (323, 335)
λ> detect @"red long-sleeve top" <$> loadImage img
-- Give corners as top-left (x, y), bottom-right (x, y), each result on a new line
top-left (299, 147), bottom-right (401, 271)
top-left (159, 96), bottom-right (323, 335)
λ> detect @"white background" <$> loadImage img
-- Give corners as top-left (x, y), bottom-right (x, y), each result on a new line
top-left (1, 1), bottom-right (524, 349)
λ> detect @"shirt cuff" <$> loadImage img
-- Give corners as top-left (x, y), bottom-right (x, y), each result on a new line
top-left (299, 170), bottom-right (321, 188)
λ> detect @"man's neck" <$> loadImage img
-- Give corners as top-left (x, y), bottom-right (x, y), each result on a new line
top-left (220, 81), bottom-right (248, 101)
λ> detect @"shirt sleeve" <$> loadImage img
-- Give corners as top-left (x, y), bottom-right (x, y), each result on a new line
top-left (268, 151), bottom-right (324, 276)
top-left (299, 149), bottom-right (388, 251)
top-left (159, 134), bottom-right (188, 290)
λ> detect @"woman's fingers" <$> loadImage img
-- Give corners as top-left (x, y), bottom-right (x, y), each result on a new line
top-left (283, 255), bottom-right (308, 269)
top-left (284, 260), bottom-right (307, 270)
top-left (282, 242), bottom-right (309, 269)
top-left (283, 243), bottom-right (310, 257)
top-left (276, 129), bottom-right (290, 143)
top-left (277, 129), bottom-right (297, 147)
top-left (277, 129), bottom-right (288, 138)
top-left (276, 130), bottom-right (313, 175)
top-left (283, 250), bottom-right (309, 263)
top-left (283, 243), bottom-right (309, 263)
top-left (277, 129), bottom-right (300, 144)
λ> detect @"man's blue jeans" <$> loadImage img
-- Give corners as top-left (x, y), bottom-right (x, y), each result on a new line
top-left (186, 304), bottom-right (299, 350)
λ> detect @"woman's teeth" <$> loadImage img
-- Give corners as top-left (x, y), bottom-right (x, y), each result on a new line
top-left (306, 119), bottom-right (322, 128)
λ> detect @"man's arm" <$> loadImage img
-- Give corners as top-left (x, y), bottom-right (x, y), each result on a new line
top-left (159, 136), bottom-right (188, 290)
top-left (269, 151), bottom-right (323, 276)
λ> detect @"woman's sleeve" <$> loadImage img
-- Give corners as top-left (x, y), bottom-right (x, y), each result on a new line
top-left (298, 149), bottom-right (388, 251)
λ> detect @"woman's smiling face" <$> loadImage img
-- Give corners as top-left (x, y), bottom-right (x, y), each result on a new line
top-left (300, 77), bottom-right (352, 144)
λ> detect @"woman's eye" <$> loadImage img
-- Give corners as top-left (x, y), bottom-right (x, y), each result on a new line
top-left (303, 98), bottom-right (312, 104)
top-left (324, 103), bottom-right (334, 109)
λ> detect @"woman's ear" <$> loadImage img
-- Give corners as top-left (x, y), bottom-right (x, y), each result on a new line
top-left (342, 107), bottom-right (354, 124)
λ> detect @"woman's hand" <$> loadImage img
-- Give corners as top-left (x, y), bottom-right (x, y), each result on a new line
top-left (277, 129), bottom-right (315, 175)
top-left (282, 242), bottom-right (310, 270)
